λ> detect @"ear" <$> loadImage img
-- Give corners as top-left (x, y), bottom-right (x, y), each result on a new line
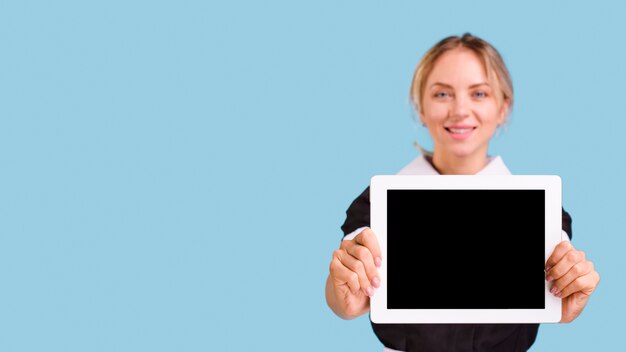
top-left (497, 98), bottom-right (510, 125)
top-left (418, 111), bottom-right (427, 126)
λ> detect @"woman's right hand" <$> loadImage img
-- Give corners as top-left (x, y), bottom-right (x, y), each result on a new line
top-left (326, 227), bottom-right (382, 319)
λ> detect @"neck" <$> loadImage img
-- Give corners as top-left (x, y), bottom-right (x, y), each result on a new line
top-left (430, 150), bottom-right (489, 175)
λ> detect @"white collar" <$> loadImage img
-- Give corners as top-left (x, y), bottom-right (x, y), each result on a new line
top-left (396, 155), bottom-right (512, 175)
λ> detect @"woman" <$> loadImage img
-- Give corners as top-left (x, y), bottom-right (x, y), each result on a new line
top-left (325, 33), bottom-right (600, 351)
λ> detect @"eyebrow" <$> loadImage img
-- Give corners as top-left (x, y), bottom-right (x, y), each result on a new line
top-left (430, 82), bottom-right (490, 89)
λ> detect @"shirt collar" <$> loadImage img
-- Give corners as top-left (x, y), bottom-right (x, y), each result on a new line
top-left (396, 155), bottom-right (512, 175)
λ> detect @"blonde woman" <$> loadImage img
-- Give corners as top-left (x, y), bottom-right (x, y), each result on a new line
top-left (326, 33), bottom-right (600, 352)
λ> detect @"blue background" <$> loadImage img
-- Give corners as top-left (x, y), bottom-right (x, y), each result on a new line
top-left (1, 1), bottom-right (624, 351)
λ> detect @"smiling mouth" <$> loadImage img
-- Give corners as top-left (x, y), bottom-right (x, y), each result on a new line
top-left (445, 127), bottom-right (476, 134)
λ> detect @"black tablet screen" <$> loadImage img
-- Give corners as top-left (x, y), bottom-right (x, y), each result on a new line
top-left (387, 189), bottom-right (545, 309)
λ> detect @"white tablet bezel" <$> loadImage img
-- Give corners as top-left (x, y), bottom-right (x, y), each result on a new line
top-left (370, 175), bottom-right (563, 324)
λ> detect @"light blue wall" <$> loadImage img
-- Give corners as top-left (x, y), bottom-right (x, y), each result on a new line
top-left (1, 1), bottom-right (624, 351)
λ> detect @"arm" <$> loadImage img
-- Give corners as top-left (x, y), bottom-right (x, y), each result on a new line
top-left (326, 187), bottom-right (381, 319)
top-left (546, 209), bottom-right (600, 323)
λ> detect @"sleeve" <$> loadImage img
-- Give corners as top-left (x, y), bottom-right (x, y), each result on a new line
top-left (562, 207), bottom-right (573, 240)
top-left (340, 186), bottom-right (371, 239)
top-left (340, 186), bottom-right (574, 241)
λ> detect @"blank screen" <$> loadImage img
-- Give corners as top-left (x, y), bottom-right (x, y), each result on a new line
top-left (387, 189), bottom-right (545, 309)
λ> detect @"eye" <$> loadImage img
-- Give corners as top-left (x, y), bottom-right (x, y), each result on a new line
top-left (434, 91), bottom-right (450, 98)
top-left (473, 90), bottom-right (488, 98)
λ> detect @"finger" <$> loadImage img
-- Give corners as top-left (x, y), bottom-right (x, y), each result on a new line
top-left (341, 229), bottom-right (381, 288)
top-left (549, 261), bottom-right (594, 295)
top-left (330, 250), bottom-right (361, 295)
top-left (546, 248), bottom-right (586, 282)
top-left (344, 242), bottom-right (379, 289)
top-left (342, 249), bottom-right (374, 297)
top-left (354, 228), bottom-right (382, 268)
top-left (545, 241), bottom-right (574, 271)
top-left (557, 271), bottom-right (600, 298)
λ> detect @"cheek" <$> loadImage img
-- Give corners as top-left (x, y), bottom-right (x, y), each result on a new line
top-left (423, 104), bottom-right (449, 122)
top-left (476, 105), bottom-right (502, 126)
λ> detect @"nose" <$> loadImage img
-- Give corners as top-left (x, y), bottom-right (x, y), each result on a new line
top-left (450, 95), bottom-right (470, 120)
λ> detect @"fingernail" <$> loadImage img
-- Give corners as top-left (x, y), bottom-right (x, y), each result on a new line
top-left (372, 276), bottom-right (380, 288)
top-left (556, 292), bottom-right (562, 298)
top-left (546, 275), bottom-right (553, 282)
top-left (545, 266), bottom-right (551, 272)
top-left (366, 286), bottom-right (374, 296)
top-left (550, 286), bottom-right (558, 294)
top-left (375, 257), bottom-right (382, 268)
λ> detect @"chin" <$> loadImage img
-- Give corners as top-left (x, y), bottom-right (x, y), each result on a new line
top-left (445, 146), bottom-right (484, 159)
top-left (448, 147), bottom-right (476, 158)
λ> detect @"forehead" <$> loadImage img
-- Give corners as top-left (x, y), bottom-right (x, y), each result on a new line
top-left (427, 48), bottom-right (488, 86)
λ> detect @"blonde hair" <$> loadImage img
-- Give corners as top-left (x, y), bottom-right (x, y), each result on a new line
top-left (409, 33), bottom-right (514, 156)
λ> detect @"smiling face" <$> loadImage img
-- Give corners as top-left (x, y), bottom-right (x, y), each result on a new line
top-left (419, 48), bottom-right (509, 166)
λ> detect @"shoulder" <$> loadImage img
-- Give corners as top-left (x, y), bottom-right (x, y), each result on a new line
top-left (397, 155), bottom-right (439, 175)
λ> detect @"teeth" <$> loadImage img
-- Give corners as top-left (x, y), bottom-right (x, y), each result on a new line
top-left (449, 128), bottom-right (473, 134)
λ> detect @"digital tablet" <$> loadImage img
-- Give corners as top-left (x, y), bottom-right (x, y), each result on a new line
top-left (370, 175), bottom-right (563, 324)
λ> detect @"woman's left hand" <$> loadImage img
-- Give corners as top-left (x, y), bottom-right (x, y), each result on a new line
top-left (545, 241), bottom-right (600, 323)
